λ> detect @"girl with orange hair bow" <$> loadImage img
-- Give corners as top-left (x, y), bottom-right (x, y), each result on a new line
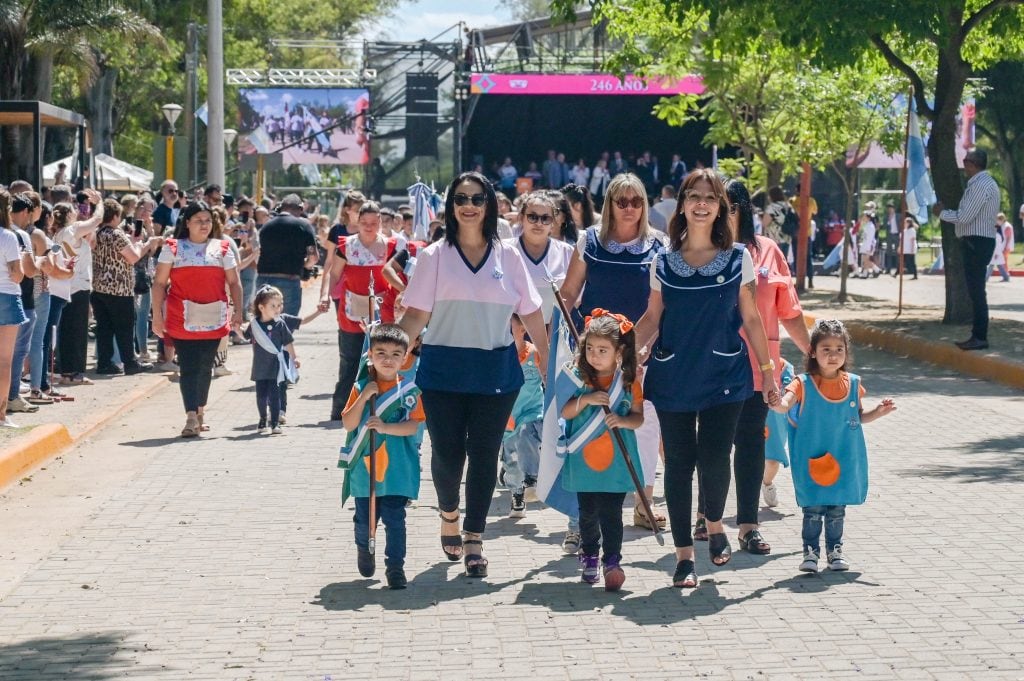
top-left (559, 311), bottom-right (644, 592)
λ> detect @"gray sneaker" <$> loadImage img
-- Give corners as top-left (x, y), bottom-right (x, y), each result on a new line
top-left (562, 531), bottom-right (581, 555)
top-left (6, 397), bottom-right (39, 413)
top-left (509, 491), bottom-right (526, 518)
top-left (799, 547), bottom-right (819, 573)
top-left (827, 545), bottom-right (849, 571)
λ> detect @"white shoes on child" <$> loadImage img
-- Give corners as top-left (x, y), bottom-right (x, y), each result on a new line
top-left (761, 483), bottom-right (779, 508)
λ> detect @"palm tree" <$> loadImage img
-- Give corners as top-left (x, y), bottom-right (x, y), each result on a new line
top-left (0, 0), bottom-right (160, 181)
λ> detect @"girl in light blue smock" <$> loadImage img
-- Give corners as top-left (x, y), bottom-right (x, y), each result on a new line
top-left (761, 359), bottom-right (796, 509)
top-left (772, 320), bottom-right (896, 574)
top-left (560, 311), bottom-right (644, 593)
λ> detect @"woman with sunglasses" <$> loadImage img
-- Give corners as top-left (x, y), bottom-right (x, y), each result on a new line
top-left (559, 173), bottom-right (667, 542)
top-left (545, 190), bottom-right (579, 244)
top-left (690, 179), bottom-right (811, 556)
top-left (512, 192), bottom-right (574, 324)
top-left (634, 169), bottom-right (779, 588)
top-left (401, 171), bottom-right (548, 578)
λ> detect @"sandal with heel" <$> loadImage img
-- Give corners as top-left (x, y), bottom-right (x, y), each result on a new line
top-left (709, 533), bottom-right (732, 566)
top-left (463, 538), bottom-right (488, 578)
top-left (439, 513), bottom-right (463, 561)
top-left (738, 529), bottom-right (771, 555)
top-left (673, 559), bottom-right (698, 588)
top-left (693, 517), bottom-right (709, 542)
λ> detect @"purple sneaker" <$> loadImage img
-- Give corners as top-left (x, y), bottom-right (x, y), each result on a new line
top-left (579, 553), bottom-right (600, 584)
top-left (602, 554), bottom-right (625, 592)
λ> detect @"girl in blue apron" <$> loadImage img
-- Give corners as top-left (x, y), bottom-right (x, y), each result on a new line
top-left (560, 311), bottom-right (644, 592)
top-left (634, 169), bottom-right (780, 590)
top-left (761, 359), bottom-right (796, 508)
top-left (772, 319), bottom-right (896, 573)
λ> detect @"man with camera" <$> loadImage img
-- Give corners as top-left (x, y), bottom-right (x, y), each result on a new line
top-left (255, 194), bottom-right (318, 317)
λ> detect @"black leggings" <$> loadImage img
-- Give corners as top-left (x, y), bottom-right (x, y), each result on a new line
top-left (421, 389), bottom-right (519, 535)
top-left (578, 491), bottom-right (626, 559)
top-left (331, 330), bottom-right (364, 419)
top-left (658, 400), bottom-right (744, 548)
top-left (697, 393), bottom-right (768, 526)
top-left (256, 379), bottom-right (282, 425)
top-left (174, 338), bottom-right (219, 413)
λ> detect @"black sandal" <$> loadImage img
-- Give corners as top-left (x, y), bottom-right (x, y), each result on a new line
top-left (672, 559), bottom-right (698, 588)
top-left (709, 533), bottom-right (732, 566)
top-left (693, 517), bottom-right (709, 542)
top-left (463, 538), bottom-right (488, 578)
top-left (439, 513), bottom-right (462, 561)
top-left (738, 529), bottom-right (771, 555)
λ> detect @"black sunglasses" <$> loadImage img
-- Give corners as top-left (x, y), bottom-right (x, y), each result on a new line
top-left (453, 193), bottom-right (487, 207)
top-left (524, 212), bottom-right (554, 225)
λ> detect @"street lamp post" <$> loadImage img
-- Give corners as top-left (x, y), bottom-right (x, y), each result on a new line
top-left (162, 103), bottom-right (183, 182)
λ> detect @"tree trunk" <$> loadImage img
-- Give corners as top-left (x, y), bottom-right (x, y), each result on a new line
top-left (929, 44), bottom-right (971, 326)
top-left (0, 24), bottom-right (28, 183)
top-left (87, 59), bottom-right (119, 158)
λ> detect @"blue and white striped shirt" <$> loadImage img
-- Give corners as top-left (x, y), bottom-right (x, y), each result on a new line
top-left (939, 170), bottom-right (1000, 239)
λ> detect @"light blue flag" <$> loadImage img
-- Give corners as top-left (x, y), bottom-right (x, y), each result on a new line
top-left (408, 182), bottom-right (434, 241)
top-left (905, 100), bottom-right (936, 224)
top-left (536, 306), bottom-right (582, 518)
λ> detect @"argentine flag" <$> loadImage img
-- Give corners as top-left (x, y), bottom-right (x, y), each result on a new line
top-left (905, 100), bottom-right (936, 224)
top-left (536, 306), bottom-right (582, 517)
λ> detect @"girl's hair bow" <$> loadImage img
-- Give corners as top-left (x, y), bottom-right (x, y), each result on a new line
top-left (584, 307), bottom-right (634, 335)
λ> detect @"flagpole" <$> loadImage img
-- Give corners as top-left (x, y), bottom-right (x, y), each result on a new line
top-left (897, 85), bottom-right (914, 318)
top-left (550, 282), bottom-right (665, 545)
top-left (366, 276), bottom-right (378, 555)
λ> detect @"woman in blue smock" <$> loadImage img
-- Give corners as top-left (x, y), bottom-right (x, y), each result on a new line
top-left (559, 173), bottom-right (667, 550)
top-left (634, 169), bottom-right (779, 589)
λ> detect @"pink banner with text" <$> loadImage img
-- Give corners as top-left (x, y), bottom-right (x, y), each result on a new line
top-left (470, 73), bottom-right (705, 96)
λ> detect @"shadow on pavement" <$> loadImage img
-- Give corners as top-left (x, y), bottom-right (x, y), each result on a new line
top-left (899, 435), bottom-right (1024, 484)
top-left (0, 631), bottom-right (162, 680)
top-left (118, 436), bottom-right (191, 448)
top-left (298, 392), bottom-right (333, 401)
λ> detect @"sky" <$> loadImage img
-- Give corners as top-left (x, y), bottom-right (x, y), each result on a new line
top-left (359, 0), bottom-right (516, 42)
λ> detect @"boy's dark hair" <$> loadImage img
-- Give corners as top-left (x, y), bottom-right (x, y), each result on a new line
top-left (369, 323), bottom-right (410, 353)
top-left (806, 318), bottom-right (852, 375)
top-left (577, 314), bottom-right (638, 387)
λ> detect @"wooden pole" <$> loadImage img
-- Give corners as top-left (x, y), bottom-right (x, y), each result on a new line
top-left (366, 276), bottom-right (378, 555)
top-left (551, 284), bottom-right (664, 545)
top-left (897, 86), bottom-right (915, 317)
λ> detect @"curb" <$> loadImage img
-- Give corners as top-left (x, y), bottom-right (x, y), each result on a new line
top-left (0, 373), bottom-right (171, 491)
top-left (804, 314), bottom-right (1024, 391)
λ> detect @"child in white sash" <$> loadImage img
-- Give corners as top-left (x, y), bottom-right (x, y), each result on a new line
top-left (244, 286), bottom-right (299, 434)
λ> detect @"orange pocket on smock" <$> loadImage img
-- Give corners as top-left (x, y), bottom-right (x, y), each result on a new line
top-left (583, 433), bottom-right (615, 472)
top-left (364, 443), bottom-right (389, 482)
top-left (808, 452), bottom-right (840, 486)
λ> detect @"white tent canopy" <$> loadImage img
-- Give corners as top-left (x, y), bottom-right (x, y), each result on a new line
top-left (43, 154), bottom-right (154, 192)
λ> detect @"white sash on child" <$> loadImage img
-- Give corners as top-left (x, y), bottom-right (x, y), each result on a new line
top-left (249, 319), bottom-right (299, 385)
top-left (557, 369), bottom-right (626, 456)
top-left (338, 378), bottom-right (416, 466)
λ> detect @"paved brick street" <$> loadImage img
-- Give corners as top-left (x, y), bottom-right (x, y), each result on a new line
top-left (1, 307), bottom-right (1023, 680)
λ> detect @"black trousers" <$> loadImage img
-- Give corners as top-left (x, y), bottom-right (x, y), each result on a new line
top-left (91, 291), bottom-right (136, 368)
top-left (902, 253), bottom-right (918, 277)
top-left (658, 400), bottom-right (744, 548)
top-left (174, 338), bottom-right (219, 412)
top-left (961, 236), bottom-right (995, 341)
top-left (331, 330), bottom-right (365, 419)
top-left (256, 379), bottom-right (282, 425)
top-left (56, 289), bottom-right (90, 375)
top-left (697, 394), bottom-right (769, 526)
top-left (421, 389), bottom-right (519, 535)
top-left (578, 491), bottom-right (626, 559)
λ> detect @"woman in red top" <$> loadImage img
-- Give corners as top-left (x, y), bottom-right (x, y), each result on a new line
top-left (693, 179), bottom-right (812, 553)
top-left (152, 202), bottom-right (243, 437)
top-left (327, 201), bottom-right (390, 420)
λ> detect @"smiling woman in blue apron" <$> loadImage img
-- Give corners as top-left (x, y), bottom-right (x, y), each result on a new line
top-left (634, 169), bottom-right (780, 589)
top-left (559, 173), bottom-right (667, 545)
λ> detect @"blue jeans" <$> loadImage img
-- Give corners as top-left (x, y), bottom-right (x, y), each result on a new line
top-left (256, 275), bottom-right (302, 316)
top-left (500, 420), bottom-right (542, 491)
top-left (29, 293), bottom-right (50, 390)
top-left (240, 267), bottom-right (258, 319)
top-left (354, 495), bottom-right (408, 569)
top-left (41, 297), bottom-right (67, 392)
top-left (135, 290), bottom-right (151, 354)
top-left (802, 505), bottom-right (846, 553)
top-left (9, 308), bottom-right (36, 399)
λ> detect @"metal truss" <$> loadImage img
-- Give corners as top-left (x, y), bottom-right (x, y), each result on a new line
top-left (225, 69), bottom-right (377, 87)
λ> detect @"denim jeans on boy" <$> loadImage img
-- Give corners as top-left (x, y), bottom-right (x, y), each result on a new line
top-left (28, 292), bottom-right (50, 390)
top-left (354, 495), bottom-right (408, 568)
top-left (8, 309), bottom-right (36, 400)
top-left (135, 290), bottom-right (151, 354)
top-left (802, 504), bottom-right (846, 553)
top-left (500, 420), bottom-right (542, 492)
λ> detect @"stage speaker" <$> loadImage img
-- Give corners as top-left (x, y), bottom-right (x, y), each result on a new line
top-left (406, 73), bottom-right (439, 158)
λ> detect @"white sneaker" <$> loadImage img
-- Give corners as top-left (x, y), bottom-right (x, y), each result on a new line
top-left (523, 484), bottom-right (539, 503)
top-left (271, 425), bottom-right (283, 435)
top-left (562, 531), bottom-right (581, 555)
top-left (761, 482), bottom-right (779, 508)
top-left (827, 546), bottom-right (849, 571)
top-left (509, 491), bottom-right (526, 519)
top-left (0, 418), bottom-right (19, 428)
top-left (213, 365), bottom-right (233, 377)
top-left (6, 397), bottom-right (39, 413)
top-left (799, 547), bottom-right (819, 573)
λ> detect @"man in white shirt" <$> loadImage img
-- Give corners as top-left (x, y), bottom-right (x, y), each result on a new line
top-left (649, 185), bottom-right (677, 233)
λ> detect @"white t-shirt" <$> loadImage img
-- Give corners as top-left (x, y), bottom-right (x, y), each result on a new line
top-left (858, 220), bottom-right (876, 254)
top-left (0, 229), bottom-right (22, 296)
top-left (649, 248), bottom-right (755, 291)
top-left (902, 226), bottom-right (917, 255)
top-left (56, 226), bottom-right (93, 294)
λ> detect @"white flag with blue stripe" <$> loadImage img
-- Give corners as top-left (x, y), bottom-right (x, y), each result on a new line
top-left (905, 100), bottom-right (936, 224)
top-left (537, 306), bottom-right (582, 517)
top-left (408, 182), bottom-right (435, 241)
